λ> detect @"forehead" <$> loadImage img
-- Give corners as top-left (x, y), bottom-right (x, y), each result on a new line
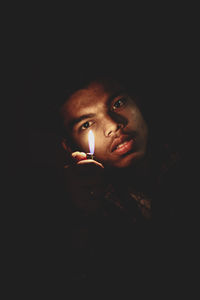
top-left (60, 79), bottom-right (124, 119)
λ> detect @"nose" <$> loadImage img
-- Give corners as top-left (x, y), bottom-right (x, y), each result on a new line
top-left (104, 116), bottom-right (123, 137)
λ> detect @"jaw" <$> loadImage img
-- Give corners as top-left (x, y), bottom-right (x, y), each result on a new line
top-left (102, 150), bottom-right (146, 169)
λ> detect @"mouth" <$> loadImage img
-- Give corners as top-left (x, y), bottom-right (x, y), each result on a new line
top-left (111, 135), bottom-right (135, 155)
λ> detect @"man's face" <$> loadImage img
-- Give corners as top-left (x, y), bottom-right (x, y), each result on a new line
top-left (60, 78), bottom-right (148, 168)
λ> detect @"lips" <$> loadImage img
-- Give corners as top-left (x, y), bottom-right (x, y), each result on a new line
top-left (114, 139), bottom-right (135, 155)
top-left (111, 135), bottom-right (135, 153)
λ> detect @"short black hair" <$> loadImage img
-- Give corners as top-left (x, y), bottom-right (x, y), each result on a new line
top-left (47, 64), bottom-right (143, 137)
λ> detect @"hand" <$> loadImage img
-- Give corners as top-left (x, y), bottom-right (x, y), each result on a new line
top-left (64, 151), bottom-right (105, 214)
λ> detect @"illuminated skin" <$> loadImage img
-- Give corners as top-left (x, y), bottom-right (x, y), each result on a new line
top-left (60, 78), bottom-right (148, 169)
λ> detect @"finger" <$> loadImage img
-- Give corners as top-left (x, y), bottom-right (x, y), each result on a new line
top-left (77, 159), bottom-right (104, 169)
top-left (71, 151), bottom-right (87, 161)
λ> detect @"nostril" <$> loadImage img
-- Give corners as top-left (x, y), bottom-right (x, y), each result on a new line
top-left (106, 124), bottom-right (122, 137)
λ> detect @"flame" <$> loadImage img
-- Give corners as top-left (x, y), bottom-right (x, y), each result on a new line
top-left (88, 130), bottom-right (95, 154)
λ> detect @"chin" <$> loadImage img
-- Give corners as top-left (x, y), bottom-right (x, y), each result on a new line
top-left (113, 151), bottom-right (146, 168)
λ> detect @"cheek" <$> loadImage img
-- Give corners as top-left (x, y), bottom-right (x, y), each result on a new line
top-left (94, 136), bottom-right (108, 153)
top-left (72, 133), bottom-right (89, 152)
top-left (127, 109), bottom-right (146, 130)
top-left (125, 111), bottom-right (138, 128)
top-left (122, 105), bottom-right (138, 122)
top-left (92, 133), bottom-right (110, 159)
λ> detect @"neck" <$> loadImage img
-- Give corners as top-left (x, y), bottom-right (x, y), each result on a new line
top-left (105, 149), bottom-right (158, 192)
top-left (106, 159), bottom-right (147, 186)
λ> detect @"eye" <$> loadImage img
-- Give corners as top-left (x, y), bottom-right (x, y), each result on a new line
top-left (80, 121), bottom-right (93, 130)
top-left (112, 98), bottom-right (127, 111)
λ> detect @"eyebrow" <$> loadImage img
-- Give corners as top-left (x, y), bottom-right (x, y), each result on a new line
top-left (69, 113), bottom-right (96, 129)
top-left (107, 90), bottom-right (126, 105)
top-left (69, 90), bottom-right (126, 129)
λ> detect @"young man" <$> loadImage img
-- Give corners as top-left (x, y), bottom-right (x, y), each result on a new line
top-left (60, 75), bottom-right (150, 217)
top-left (52, 70), bottom-right (190, 283)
